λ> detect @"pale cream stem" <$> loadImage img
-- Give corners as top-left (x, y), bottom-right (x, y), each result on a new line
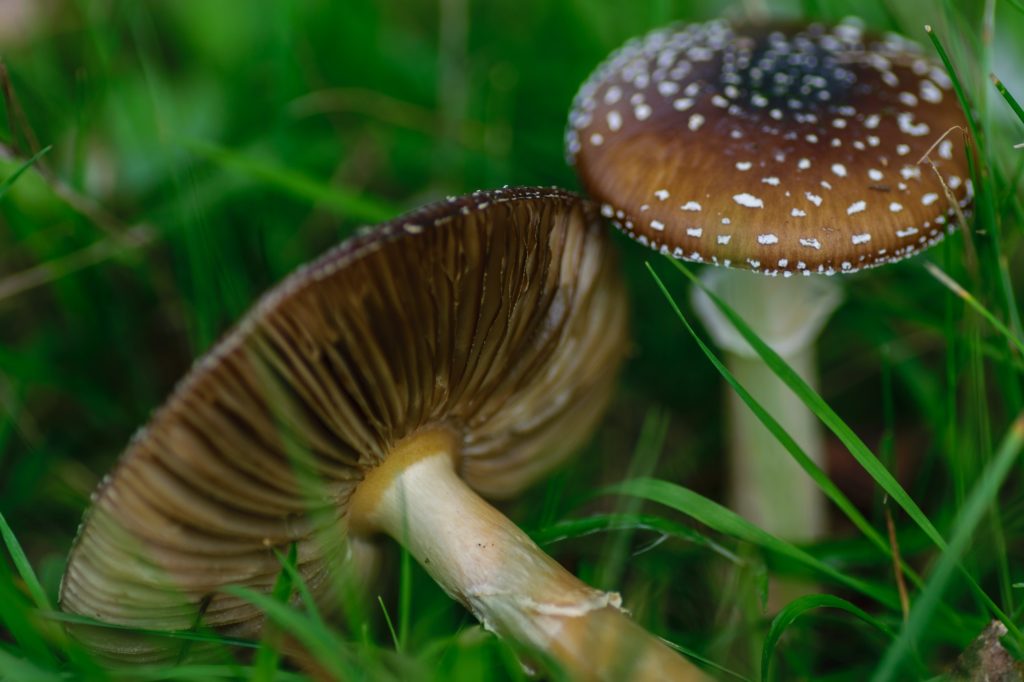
top-left (349, 429), bottom-right (708, 681)
top-left (691, 268), bottom-right (842, 542)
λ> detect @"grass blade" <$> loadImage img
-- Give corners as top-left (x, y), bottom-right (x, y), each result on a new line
top-left (0, 511), bottom-right (51, 612)
top-left (990, 74), bottom-right (1024, 126)
top-left (533, 512), bottom-right (742, 564)
top-left (924, 262), bottom-right (1024, 358)
top-left (601, 477), bottom-right (900, 610)
top-left (597, 409), bottom-right (670, 589)
top-left (0, 647), bottom-right (62, 682)
top-left (269, 547), bottom-right (325, 629)
top-left (185, 139), bottom-right (396, 223)
top-left (251, 544), bottom-right (299, 682)
top-left (41, 611), bottom-right (259, 649)
top-left (108, 665), bottom-right (308, 681)
top-left (872, 414), bottom-right (1024, 681)
top-left (378, 595), bottom-right (401, 652)
top-left (762, 594), bottom-right (900, 682)
top-left (0, 145), bottom-right (51, 201)
top-left (0, 564), bottom-right (57, 667)
top-left (223, 585), bottom-right (358, 680)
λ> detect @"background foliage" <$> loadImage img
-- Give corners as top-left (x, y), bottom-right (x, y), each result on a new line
top-left (1, 0), bottom-right (1023, 679)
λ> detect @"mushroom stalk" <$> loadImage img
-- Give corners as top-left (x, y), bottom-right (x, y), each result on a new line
top-left (349, 429), bottom-right (706, 681)
top-left (691, 268), bottom-right (842, 542)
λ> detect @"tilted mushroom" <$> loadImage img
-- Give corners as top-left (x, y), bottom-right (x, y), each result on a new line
top-left (60, 186), bottom-right (707, 680)
top-left (566, 19), bottom-right (971, 541)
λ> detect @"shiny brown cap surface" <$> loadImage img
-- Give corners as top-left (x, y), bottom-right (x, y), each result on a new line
top-left (567, 19), bottom-right (972, 275)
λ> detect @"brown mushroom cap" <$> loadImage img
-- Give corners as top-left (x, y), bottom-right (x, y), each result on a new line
top-left (60, 186), bottom-right (628, 659)
top-left (566, 19), bottom-right (972, 276)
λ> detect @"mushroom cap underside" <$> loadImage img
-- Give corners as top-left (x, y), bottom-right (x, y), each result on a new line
top-left (60, 186), bottom-right (629, 659)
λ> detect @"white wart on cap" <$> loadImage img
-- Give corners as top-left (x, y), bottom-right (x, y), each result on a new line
top-left (566, 19), bottom-right (972, 276)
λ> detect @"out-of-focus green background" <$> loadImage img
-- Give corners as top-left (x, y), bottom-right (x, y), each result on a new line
top-left (2, 1), bottom-right (1023, 679)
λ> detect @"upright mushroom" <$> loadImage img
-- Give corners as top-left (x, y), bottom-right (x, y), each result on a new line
top-left (60, 187), bottom-right (706, 680)
top-left (566, 19), bottom-right (971, 541)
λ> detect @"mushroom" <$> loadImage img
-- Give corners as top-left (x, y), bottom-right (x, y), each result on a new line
top-left (60, 186), bottom-right (707, 680)
top-left (566, 19), bottom-right (971, 541)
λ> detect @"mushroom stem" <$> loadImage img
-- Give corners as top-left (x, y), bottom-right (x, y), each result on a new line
top-left (691, 268), bottom-right (842, 542)
top-left (349, 429), bottom-right (707, 681)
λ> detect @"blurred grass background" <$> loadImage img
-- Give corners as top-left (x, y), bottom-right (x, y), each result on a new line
top-left (1, 0), bottom-right (1023, 679)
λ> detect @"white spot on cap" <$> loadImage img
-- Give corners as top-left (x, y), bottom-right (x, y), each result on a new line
top-left (865, 114), bottom-right (881, 129)
top-left (799, 238), bottom-right (822, 249)
top-left (650, 220), bottom-right (665, 231)
top-left (939, 140), bottom-right (953, 160)
top-left (889, 202), bottom-right (904, 213)
top-left (948, 175), bottom-right (962, 189)
top-left (900, 165), bottom-right (921, 180)
top-left (832, 118), bottom-right (848, 128)
top-left (604, 86), bottom-right (622, 104)
top-left (798, 158), bottom-right (811, 170)
top-left (758, 233), bottom-right (779, 244)
top-left (687, 227), bottom-right (703, 237)
top-left (733, 193), bottom-right (764, 208)
top-left (681, 201), bottom-right (702, 211)
top-left (899, 92), bottom-right (919, 107)
top-left (897, 144), bottom-right (911, 156)
top-left (805, 191), bottom-right (823, 206)
top-left (717, 234), bottom-right (731, 244)
top-left (658, 81), bottom-right (680, 97)
top-left (688, 114), bottom-right (705, 131)
top-left (896, 227), bottom-right (919, 238)
top-left (673, 97), bottom-right (695, 111)
top-left (762, 176), bottom-right (780, 186)
top-left (869, 169), bottom-right (884, 181)
top-left (847, 200), bottom-right (867, 215)
top-left (920, 79), bottom-right (943, 103)
top-left (607, 110), bottom-right (622, 131)
top-left (832, 163), bottom-right (848, 178)
top-left (654, 189), bottom-right (670, 201)
top-left (736, 161), bottom-right (752, 171)
top-left (601, 204), bottom-right (614, 218)
top-left (792, 208), bottom-right (807, 217)
top-left (922, 193), bottom-right (939, 205)
top-left (852, 233), bottom-right (871, 244)
top-left (897, 112), bottom-right (930, 137)
top-left (635, 103), bottom-right (652, 121)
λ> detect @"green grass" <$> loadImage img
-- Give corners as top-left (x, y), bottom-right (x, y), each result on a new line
top-left (2, 0), bottom-right (1024, 680)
